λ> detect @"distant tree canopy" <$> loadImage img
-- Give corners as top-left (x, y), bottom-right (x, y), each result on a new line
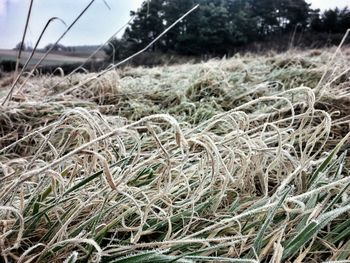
top-left (310, 7), bottom-right (350, 33)
top-left (105, 0), bottom-right (350, 60)
top-left (13, 41), bottom-right (31, 51)
top-left (44, 43), bottom-right (68, 52)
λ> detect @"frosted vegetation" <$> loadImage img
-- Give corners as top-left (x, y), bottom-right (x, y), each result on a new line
top-left (0, 47), bottom-right (350, 262)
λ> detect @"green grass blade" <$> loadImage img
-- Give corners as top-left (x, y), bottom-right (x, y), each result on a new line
top-left (283, 220), bottom-right (319, 259)
top-left (252, 187), bottom-right (290, 256)
top-left (308, 136), bottom-right (349, 188)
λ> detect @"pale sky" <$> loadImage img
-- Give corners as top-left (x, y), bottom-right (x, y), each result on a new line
top-left (0, 0), bottom-right (348, 49)
top-left (308, 0), bottom-right (349, 10)
top-left (0, 0), bottom-right (144, 49)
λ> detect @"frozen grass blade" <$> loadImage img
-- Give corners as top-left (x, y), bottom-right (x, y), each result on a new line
top-left (1, 47), bottom-right (350, 262)
top-left (2, 17), bottom-right (66, 105)
top-left (2, 0), bottom-right (96, 105)
top-left (53, 4), bottom-right (200, 97)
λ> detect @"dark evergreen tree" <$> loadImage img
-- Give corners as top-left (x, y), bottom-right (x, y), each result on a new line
top-left (227, 0), bottom-right (259, 43)
top-left (248, 0), bottom-right (311, 35)
top-left (322, 8), bottom-right (339, 33)
top-left (277, 0), bottom-right (310, 30)
top-left (338, 7), bottom-right (350, 33)
top-left (104, 0), bottom-right (350, 61)
top-left (175, 0), bottom-right (233, 55)
top-left (163, 0), bottom-right (197, 51)
top-left (124, 0), bottom-right (166, 52)
top-left (309, 9), bottom-right (323, 32)
top-left (13, 41), bottom-right (27, 51)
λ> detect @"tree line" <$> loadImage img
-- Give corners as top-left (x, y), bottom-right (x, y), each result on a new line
top-left (105, 0), bottom-right (350, 60)
top-left (13, 42), bottom-right (78, 52)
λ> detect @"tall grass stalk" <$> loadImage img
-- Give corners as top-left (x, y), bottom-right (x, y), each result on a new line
top-left (14, 0), bottom-right (34, 75)
top-left (2, 0), bottom-right (96, 106)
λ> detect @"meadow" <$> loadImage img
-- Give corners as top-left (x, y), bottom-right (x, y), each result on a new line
top-left (0, 45), bottom-right (350, 263)
top-left (0, 49), bottom-right (92, 68)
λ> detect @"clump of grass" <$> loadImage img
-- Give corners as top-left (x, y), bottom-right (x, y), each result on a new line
top-left (1, 48), bottom-right (350, 263)
top-left (186, 77), bottom-right (227, 102)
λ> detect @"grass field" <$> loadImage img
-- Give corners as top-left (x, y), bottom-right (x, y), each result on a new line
top-left (0, 47), bottom-right (350, 262)
top-left (0, 49), bottom-right (103, 67)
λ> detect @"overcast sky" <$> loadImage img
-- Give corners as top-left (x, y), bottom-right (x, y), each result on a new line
top-left (0, 0), bottom-right (349, 49)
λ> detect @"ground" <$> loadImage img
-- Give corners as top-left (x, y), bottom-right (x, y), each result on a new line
top-left (0, 49), bottom-right (104, 67)
top-left (0, 47), bottom-right (350, 262)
